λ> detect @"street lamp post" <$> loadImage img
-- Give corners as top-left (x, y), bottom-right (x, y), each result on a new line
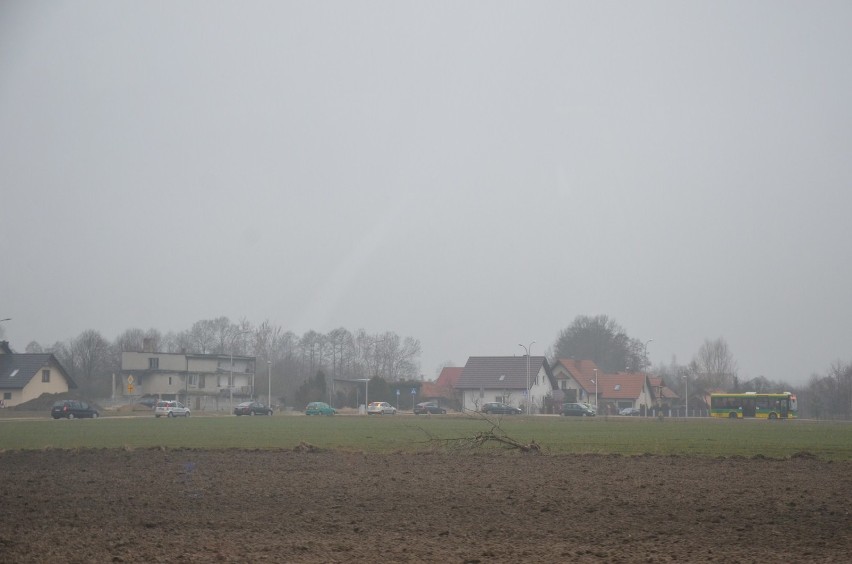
top-left (355, 378), bottom-right (370, 415)
top-left (229, 330), bottom-right (252, 411)
top-left (267, 360), bottom-right (272, 411)
top-left (683, 370), bottom-right (688, 418)
top-left (518, 341), bottom-right (535, 415)
top-left (644, 339), bottom-right (654, 368)
top-left (593, 368), bottom-right (598, 411)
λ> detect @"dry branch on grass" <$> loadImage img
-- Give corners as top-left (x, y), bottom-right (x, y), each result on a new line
top-left (417, 414), bottom-right (542, 453)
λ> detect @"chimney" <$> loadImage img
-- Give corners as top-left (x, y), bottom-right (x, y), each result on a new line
top-left (142, 338), bottom-right (154, 353)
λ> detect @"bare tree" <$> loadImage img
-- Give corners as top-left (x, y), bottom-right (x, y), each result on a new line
top-left (69, 329), bottom-right (112, 396)
top-left (327, 327), bottom-right (353, 378)
top-left (114, 328), bottom-right (146, 353)
top-left (692, 337), bottom-right (738, 391)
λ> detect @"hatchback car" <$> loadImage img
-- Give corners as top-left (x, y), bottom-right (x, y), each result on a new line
top-left (562, 403), bottom-right (596, 417)
top-left (154, 400), bottom-right (190, 418)
top-left (51, 400), bottom-right (99, 419)
top-left (234, 401), bottom-right (274, 416)
top-left (413, 401), bottom-right (447, 415)
top-left (367, 401), bottom-right (397, 415)
top-left (619, 407), bottom-right (640, 416)
top-left (481, 402), bottom-right (522, 415)
top-left (305, 401), bottom-right (336, 416)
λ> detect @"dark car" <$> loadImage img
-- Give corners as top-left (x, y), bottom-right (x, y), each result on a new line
top-left (234, 401), bottom-right (274, 416)
top-left (482, 402), bottom-right (522, 415)
top-left (561, 403), bottom-right (596, 417)
top-left (414, 401), bottom-right (447, 415)
top-left (51, 400), bottom-right (99, 419)
top-left (137, 396), bottom-right (158, 408)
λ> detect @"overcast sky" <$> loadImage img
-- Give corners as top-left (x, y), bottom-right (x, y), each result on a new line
top-left (2, 1), bottom-right (850, 384)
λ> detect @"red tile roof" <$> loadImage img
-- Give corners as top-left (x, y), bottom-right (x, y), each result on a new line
top-left (596, 372), bottom-right (646, 400)
top-left (553, 359), bottom-right (602, 393)
top-left (648, 377), bottom-right (679, 400)
top-left (435, 367), bottom-right (463, 388)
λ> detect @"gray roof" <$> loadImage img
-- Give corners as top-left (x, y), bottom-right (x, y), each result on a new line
top-left (0, 353), bottom-right (77, 389)
top-left (456, 356), bottom-right (554, 390)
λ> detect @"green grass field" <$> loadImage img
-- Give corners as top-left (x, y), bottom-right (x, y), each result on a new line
top-left (1, 414), bottom-right (850, 459)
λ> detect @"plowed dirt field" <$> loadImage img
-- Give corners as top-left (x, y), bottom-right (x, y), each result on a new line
top-left (1, 449), bottom-right (849, 562)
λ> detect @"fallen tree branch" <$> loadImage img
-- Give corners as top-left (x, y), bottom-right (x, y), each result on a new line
top-left (416, 415), bottom-right (542, 453)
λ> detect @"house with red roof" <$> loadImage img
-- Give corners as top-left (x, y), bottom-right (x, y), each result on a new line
top-left (550, 359), bottom-right (600, 405)
top-left (419, 366), bottom-right (463, 410)
top-left (552, 358), bottom-right (673, 415)
top-left (648, 377), bottom-right (679, 409)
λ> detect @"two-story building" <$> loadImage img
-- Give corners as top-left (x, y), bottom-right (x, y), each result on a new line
top-left (119, 344), bottom-right (256, 411)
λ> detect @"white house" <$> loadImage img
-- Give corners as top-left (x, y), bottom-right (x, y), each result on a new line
top-left (455, 356), bottom-right (555, 413)
top-left (0, 341), bottom-right (76, 407)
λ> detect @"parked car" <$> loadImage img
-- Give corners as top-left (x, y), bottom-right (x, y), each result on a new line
top-left (619, 407), bottom-right (640, 416)
top-left (137, 396), bottom-right (158, 408)
top-left (413, 401), bottom-right (447, 415)
top-left (367, 401), bottom-right (397, 415)
top-left (481, 402), bottom-right (522, 415)
top-left (234, 401), bottom-right (274, 416)
top-left (305, 401), bottom-right (336, 416)
top-left (51, 400), bottom-right (99, 419)
top-left (154, 400), bottom-right (190, 418)
top-left (561, 403), bottom-right (596, 417)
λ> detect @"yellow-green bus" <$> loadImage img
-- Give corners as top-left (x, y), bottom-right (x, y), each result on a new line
top-left (710, 392), bottom-right (797, 419)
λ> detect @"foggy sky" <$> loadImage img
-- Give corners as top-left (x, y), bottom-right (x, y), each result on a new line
top-left (2, 1), bottom-right (851, 384)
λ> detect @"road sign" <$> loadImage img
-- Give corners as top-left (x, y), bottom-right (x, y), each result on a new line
top-left (128, 384), bottom-right (135, 393)
top-left (127, 375), bottom-right (134, 385)
top-left (396, 389), bottom-right (400, 396)
top-left (411, 388), bottom-right (417, 395)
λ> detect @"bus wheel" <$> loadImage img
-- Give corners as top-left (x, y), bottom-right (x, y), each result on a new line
top-left (728, 412), bottom-right (738, 419)
top-left (769, 412), bottom-right (777, 420)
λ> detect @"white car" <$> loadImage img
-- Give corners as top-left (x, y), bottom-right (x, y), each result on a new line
top-left (367, 401), bottom-right (397, 415)
top-left (154, 400), bottom-right (191, 418)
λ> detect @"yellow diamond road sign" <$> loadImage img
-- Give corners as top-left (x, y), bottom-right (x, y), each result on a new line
top-left (127, 375), bottom-right (134, 385)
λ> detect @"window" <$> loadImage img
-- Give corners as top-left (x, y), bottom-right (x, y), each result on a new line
top-left (168, 376), bottom-right (173, 386)
top-left (198, 374), bottom-right (205, 389)
top-left (149, 358), bottom-right (159, 369)
top-left (42, 369), bottom-right (50, 383)
top-left (3, 392), bottom-right (10, 400)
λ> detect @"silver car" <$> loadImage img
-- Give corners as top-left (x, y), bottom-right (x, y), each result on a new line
top-left (367, 401), bottom-right (397, 415)
top-left (154, 400), bottom-right (191, 418)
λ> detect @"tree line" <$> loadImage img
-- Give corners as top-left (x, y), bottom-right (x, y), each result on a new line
top-left (20, 317), bottom-right (422, 407)
top-left (10, 313), bottom-right (851, 418)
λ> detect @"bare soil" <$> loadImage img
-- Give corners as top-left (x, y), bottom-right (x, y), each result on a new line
top-left (0, 449), bottom-right (849, 563)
